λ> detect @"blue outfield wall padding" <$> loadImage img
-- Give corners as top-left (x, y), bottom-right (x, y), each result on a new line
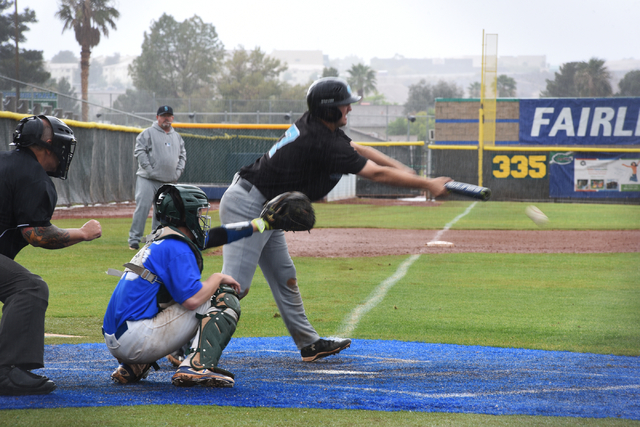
top-left (1, 337), bottom-right (639, 420)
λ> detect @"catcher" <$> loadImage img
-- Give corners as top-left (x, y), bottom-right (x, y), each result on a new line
top-left (103, 184), bottom-right (313, 387)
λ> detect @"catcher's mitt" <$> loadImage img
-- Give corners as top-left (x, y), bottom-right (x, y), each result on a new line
top-left (260, 191), bottom-right (315, 232)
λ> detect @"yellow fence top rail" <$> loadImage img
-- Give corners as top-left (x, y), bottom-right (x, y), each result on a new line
top-left (355, 141), bottom-right (425, 147)
top-left (172, 123), bottom-right (290, 130)
top-left (429, 143), bottom-right (640, 153)
top-left (0, 111), bottom-right (144, 134)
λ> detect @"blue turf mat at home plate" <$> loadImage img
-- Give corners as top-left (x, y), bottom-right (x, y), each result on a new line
top-left (1, 337), bottom-right (638, 420)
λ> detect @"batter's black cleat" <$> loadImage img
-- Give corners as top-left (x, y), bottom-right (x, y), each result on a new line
top-left (301, 338), bottom-right (351, 362)
top-left (0, 366), bottom-right (56, 396)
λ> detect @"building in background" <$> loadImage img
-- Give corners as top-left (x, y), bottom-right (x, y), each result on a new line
top-left (270, 50), bottom-right (324, 86)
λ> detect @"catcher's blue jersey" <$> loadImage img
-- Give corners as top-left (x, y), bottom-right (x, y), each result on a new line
top-left (103, 238), bottom-right (202, 335)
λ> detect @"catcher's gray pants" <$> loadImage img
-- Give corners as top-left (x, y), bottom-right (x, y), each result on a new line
top-left (220, 174), bottom-right (319, 349)
top-left (0, 254), bottom-right (48, 370)
top-left (128, 176), bottom-right (164, 247)
top-left (104, 301), bottom-right (211, 364)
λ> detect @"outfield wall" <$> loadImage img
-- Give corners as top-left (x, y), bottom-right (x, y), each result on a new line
top-left (433, 98), bottom-right (640, 203)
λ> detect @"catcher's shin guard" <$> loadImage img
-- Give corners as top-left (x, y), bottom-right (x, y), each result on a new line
top-left (190, 285), bottom-right (241, 371)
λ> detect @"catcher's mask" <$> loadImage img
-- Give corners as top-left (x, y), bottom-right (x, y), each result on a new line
top-left (12, 115), bottom-right (77, 180)
top-left (154, 184), bottom-right (211, 249)
top-left (306, 77), bottom-right (361, 123)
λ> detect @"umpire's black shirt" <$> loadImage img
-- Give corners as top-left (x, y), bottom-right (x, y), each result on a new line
top-left (239, 112), bottom-right (368, 202)
top-left (0, 148), bottom-right (57, 259)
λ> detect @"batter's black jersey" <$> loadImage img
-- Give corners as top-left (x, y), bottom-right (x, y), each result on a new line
top-left (0, 148), bottom-right (57, 260)
top-left (239, 112), bottom-right (368, 201)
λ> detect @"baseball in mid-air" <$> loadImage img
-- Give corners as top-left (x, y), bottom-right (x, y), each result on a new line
top-left (525, 205), bottom-right (549, 227)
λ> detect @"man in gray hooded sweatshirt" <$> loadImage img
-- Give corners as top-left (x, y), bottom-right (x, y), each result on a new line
top-left (128, 106), bottom-right (187, 250)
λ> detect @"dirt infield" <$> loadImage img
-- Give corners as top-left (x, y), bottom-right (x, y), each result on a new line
top-left (52, 200), bottom-right (640, 257)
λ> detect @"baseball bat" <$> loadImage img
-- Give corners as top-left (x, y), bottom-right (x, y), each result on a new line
top-left (444, 181), bottom-right (492, 201)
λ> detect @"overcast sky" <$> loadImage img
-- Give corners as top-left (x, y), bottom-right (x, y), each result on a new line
top-left (18, 0), bottom-right (640, 67)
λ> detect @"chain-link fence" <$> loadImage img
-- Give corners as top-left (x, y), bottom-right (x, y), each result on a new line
top-left (1, 112), bottom-right (427, 205)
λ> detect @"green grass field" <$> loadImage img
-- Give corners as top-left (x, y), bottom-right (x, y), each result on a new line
top-left (1, 201), bottom-right (639, 426)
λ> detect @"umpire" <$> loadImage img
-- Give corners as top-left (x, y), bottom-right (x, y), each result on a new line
top-left (0, 116), bottom-right (102, 396)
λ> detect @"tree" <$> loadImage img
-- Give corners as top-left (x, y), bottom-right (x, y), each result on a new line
top-left (322, 67), bottom-right (339, 78)
top-left (617, 70), bottom-right (640, 96)
top-left (56, 0), bottom-right (119, 121)
top-left (497, 75), bottom-right (517, 97)
top-left (432, 80), bottom-right (463, 100)
top-left (53, 77), bottom-right (79, 113)
top-left (387, 111), bottom-right (433, 141)
top-left (468, 82), bottom-right (481, 98)
top-left (103, 52), bottom-right (119, 66)
top-left (279, 82), bottom-right (308, 101)
top-left (130, 14), bottom-right (224, 103)
top-left (541, 62), bottom-right (581, 97)
top-left (111, 88), bottom-right (157, 125)
top-left (405, 79), bottom-right (463, 114)
top-left (362, 92), bottom-right (391, 105)
top-left (405, 79), bottom-right (432, 114)
top-left (541, 59), bottom-right (612, 97)
top-left (346, 63), bottom-right (376, 98)
top-left (0, 1), bottom-right (50, 91)
top-left (51, 50), bottom-right (78, 63)
top-left (575, 58), bottom-right (612, 97)
top-left (217, 46), bottom-right (287, 100)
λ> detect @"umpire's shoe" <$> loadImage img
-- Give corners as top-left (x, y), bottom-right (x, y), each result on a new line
top-left (301, 338), bottom-right (351, 362)
top-left (0, 366), bottom-right (56, 396)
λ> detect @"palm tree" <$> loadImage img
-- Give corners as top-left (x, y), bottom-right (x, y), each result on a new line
top-left (575, 58), bottom-right (612, 97)
top-left (346, 63), bottom-right (376, 99)
top-left (56, 0), bottom-right (119, 121)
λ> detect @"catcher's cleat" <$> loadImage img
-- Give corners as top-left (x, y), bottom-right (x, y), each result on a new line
top-left (301, 338), bottom-right (351, 362)
top-left (111, 363), bottom-right (153, 384)
top-left (171, 366), bottom-right (234, 388)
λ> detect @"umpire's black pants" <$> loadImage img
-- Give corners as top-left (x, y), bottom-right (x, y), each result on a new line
top-left (0, 254), bottom-right (48, 370)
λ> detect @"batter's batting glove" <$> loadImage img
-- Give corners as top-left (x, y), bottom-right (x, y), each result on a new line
top-left (260, 191), bottom-right (315, 232)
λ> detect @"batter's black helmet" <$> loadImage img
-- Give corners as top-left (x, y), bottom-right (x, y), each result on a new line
top-left (12, 115), bottom-right (77, 180)
top-left (306, 77), bottom-right (361, 122)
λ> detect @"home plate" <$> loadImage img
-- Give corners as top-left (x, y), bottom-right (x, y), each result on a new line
top-left (427, 241), bottom-right (454, 247)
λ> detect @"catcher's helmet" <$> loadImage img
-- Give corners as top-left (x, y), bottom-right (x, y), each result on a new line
top-left (306, 77), bottom-right (361, 122)
top-left (12, 115), bottom-right (77, 180)
top-left (154, 184), bottom-right (211, 249)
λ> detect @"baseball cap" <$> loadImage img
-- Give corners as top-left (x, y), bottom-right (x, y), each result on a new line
top-left (157, 105), bottom-right (173, 116)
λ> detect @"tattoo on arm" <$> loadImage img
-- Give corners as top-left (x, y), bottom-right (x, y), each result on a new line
top-left (22, 226), bottom-right (71, 249)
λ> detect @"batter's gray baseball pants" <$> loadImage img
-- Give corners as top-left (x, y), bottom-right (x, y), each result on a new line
top-left (219, 174), bottom-right (320, 349)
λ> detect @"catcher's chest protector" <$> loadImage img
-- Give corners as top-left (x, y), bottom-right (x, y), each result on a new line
top-left (124, 227), bottom-right (204, 278)
top-left (122, 227), bottom-right (204, 309)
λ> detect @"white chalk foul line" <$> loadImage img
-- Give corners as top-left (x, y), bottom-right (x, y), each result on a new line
top-left (337, 201), bottom-right (478, 337)
top-left (337, 254), bottom-right (420, 338)
top-left (431, 201), bottom-right (477, 243)
top-left (332, 383), bottom-right (640, 399)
